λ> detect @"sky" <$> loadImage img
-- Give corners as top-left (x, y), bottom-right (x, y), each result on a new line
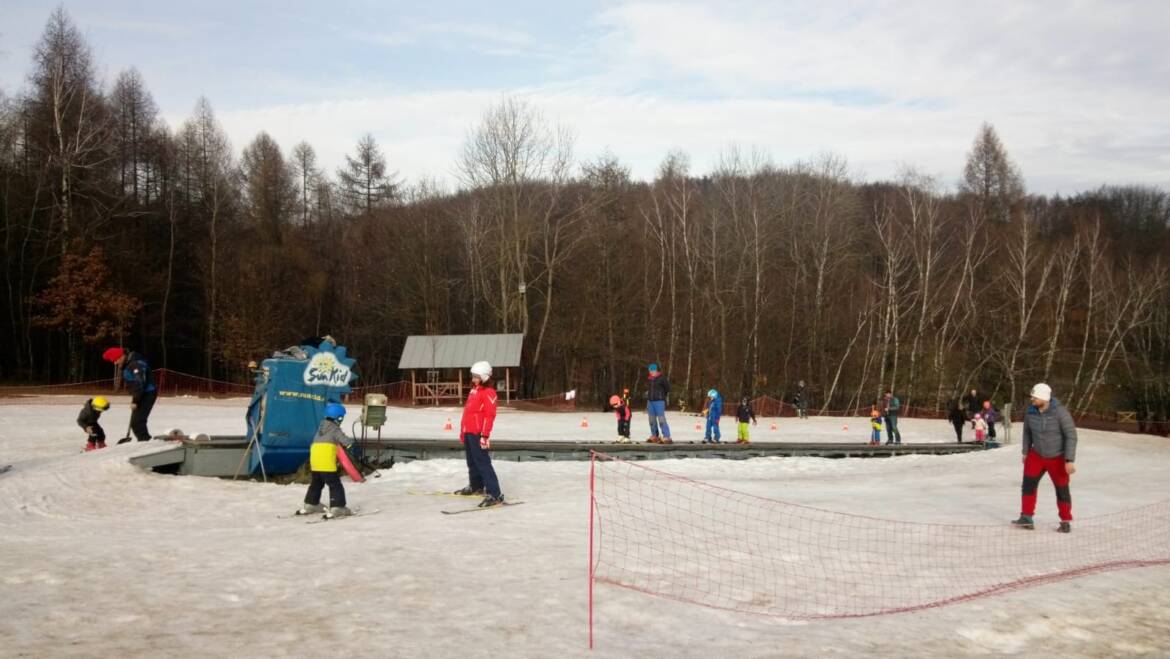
top-left (1, 0), bottom-right (1168, 195)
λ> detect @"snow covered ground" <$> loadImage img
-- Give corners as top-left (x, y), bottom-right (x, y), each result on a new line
top-left (1, 395), bottom-right (1169, 657)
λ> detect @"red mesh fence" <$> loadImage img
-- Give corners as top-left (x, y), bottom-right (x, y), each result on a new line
top-left (509, 392), bottom-right (578, 412)
top-left (588, 450), bottom-right (1170, 640)
top-left (349, 380), bottom-right (411, 403)
top-left (153, 369), bottom-right (254, 397)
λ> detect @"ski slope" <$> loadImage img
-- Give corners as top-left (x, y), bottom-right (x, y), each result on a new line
top-left (1, 395), bottom-right (1168, 657)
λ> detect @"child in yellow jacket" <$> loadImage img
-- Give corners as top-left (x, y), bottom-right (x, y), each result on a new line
top-left (870, 409), bottom-right (883, 446)
top-left (298, 402), bottom-right (353, 518)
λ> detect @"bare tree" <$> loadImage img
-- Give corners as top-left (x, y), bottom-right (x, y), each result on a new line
top-left (961, 122), bottom-right (1024, 224)
top-left (337, 133), bottom-right (397, 216)
top-left (290, 141), bottom-right (321, 226)
top-left (110, 68), bottom-right (157, 204)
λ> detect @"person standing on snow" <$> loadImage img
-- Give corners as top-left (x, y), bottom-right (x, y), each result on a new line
top-left (963, 388), bottom-right (983, 422)
top-left (453, 361), bottom-right (505, 508)
top-left (880, 389), bottom-right (902, 445)
top-left (103, 347), bottom-right (157, 442)
top-left (1012, 383), bottom-right (1078, 533)
top-left (298, 402), bottom-right (353, 518)
top-left (610, 395), bottom-right (632, 443)
top-left (735, 394), bottom-right (757, 444)
top-left (646, 363), bottom-right (673, 444)
top-left (77, 396), bottom-right (110, 451)
top-left (948, 400), bottom-right (967, 443)
top-left (702, 389), bottom-right (723, 443)
top-left (981, 400), bottom-right (1000, 442)
top-left (794, 380), bottom-right (809, 419)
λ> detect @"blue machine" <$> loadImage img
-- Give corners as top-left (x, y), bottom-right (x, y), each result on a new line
top-left (244, 342), bottom-right (358, 475)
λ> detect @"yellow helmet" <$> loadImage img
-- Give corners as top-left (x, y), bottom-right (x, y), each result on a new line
top-left (92, 396), bottom-right (110, 411)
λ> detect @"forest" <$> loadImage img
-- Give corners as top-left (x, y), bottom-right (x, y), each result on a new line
top-left (2, 9), bottom-right (1168, 422)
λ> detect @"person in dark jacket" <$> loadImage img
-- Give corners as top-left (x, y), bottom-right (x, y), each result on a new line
top-left (947, 401), bottom-right (967, 443)
top-left (880, 390), bottom-right (902, 445)
top-left (981, 400), bottom-right (1000, 441)
top-left (962, 388), bottom-right (983, 421)
top-left (735, 395), bottom-right (757, 444)
top-left (794, 380), bottom-right (809, 419)
top-left (77, 396), bottom-right (110, 452)
top-left (646, 363), bottom-right (673, 444)
top-left (103, 347), bottom-right (157, 442)
top-left (1012, 383), bottom-right (1078, 533)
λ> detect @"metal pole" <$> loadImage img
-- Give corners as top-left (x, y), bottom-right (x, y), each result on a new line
top-left (588, 450), bottom-right (596, 650)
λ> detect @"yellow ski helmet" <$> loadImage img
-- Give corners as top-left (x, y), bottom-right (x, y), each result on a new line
top-left (92, 396), bottom-right (110, 411)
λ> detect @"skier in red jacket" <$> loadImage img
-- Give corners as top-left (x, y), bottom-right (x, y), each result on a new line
top-left (452, 360), bottom-right (504, 507)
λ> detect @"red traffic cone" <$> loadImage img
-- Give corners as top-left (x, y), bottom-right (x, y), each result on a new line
top-left (581, 417), bottom-right (589, 428)
top-left (443, 418), bottom-right (453, 431)
top-left (694, 421), bottom-right (702, 430)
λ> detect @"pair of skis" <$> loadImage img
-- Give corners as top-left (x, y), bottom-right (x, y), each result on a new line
top-left (407, 490), bottom-right (525, 514)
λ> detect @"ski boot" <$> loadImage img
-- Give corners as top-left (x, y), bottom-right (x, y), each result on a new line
top-left (296, 503), bottom-right (326, 516)
top-left (96, 441), bottom-right (107, 449)
top-left (478, 494), bottom-right (505, 508)
top-left (1058, 521), bottom-right (1071, 533)
top-left (325, 506), bottom-right (353, 518)
top-left (453, 486), bottom-right (485, 496)
top-left (1011, 515), bottom-right (1035, 530)
top-left (84, 441), bottom-right (97, 452)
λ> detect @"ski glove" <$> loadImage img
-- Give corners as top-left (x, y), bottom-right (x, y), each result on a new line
top-left (480, 436), bottom-right (491, 450)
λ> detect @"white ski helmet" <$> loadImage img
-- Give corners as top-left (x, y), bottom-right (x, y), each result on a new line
top-left (470, 360), bottom-right (493, 380)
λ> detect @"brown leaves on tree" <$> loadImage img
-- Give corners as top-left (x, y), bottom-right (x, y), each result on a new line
top-left (33, 245), bottom-right (142, 346)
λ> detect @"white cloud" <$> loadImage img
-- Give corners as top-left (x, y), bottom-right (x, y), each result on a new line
top-left (165, 1), bottom-right (1170, 195)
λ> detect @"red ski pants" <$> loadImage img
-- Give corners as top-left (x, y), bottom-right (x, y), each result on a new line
top-left (1020, 449), bottom-right (1072, 521)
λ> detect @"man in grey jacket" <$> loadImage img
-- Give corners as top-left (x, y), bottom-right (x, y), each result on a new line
top-left (1012, 383), bottom-right (1078, 533)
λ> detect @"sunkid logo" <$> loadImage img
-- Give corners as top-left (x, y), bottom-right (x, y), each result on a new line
top-left (304, 352), bottom-right (352, 387)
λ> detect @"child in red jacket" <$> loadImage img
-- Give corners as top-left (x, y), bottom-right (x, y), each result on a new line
top-left (611, 395), bottom-right (632, 443)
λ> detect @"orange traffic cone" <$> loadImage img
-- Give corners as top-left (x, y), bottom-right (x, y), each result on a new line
top-left (581, 417), bottom-right (589, 428)
top-left (842, 423), bottom-right (849, 432)
top-left (770, 422), bottom-right (778, 431)
top-left (443, 418), bottom-right (453, 431)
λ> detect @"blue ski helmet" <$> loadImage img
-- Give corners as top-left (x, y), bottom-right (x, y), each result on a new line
top-left (707, 389), bottom-right (718, 398)
top-left (648, 363), bottom-right (659, 373)
top-left (324, 402), bottom-right (346, 420)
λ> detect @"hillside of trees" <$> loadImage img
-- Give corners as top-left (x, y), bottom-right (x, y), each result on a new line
top-left (2, 10), bottom-right (1168, 421)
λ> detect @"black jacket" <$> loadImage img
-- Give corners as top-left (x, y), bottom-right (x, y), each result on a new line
top-left (123, 351), bottom-right (156, 402)
top-left (948, 407), bottom-right (967, 425)
top-left (77, 400), bottom-right (103, 429)
top-left (647, 374), bottom-right (670, 402)
top-left (736, 402), bottom-right (756, 423)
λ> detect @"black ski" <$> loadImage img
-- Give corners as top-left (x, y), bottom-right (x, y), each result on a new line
top-left (441, 501), bottom-right (525, 515)
top-left (306, 509), bottom-right (381, 524)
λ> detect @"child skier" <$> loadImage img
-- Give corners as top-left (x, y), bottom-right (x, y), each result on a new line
top-left (948, 401), bottom-right (967, 443)
top-left (77, 396), bottom-right (110, 451)
top-left (982, 400), bottom-right (1000, 442)
top-left (973, 413), bottom-right (988, 443)
top-left (870, 409), bottom-right (884, 446)
top-left (702, 389), bottom-right (723, 443)
top-left (298, 402), bottom-right (353, 518)
top-left (611, 395), bottom-right (632, 443)
top-left (735, 395), bottom-right (757, 444)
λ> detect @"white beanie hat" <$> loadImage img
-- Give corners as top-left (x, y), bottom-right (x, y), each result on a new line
top-left (1030, 383), bottom-right (1052, 402)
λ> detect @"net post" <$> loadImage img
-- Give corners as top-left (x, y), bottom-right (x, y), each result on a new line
top-left (588, 450), bottom-right (596, 649)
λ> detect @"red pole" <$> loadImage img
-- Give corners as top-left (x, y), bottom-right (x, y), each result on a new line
top-left (588, 450), bottom-right (596, 650)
